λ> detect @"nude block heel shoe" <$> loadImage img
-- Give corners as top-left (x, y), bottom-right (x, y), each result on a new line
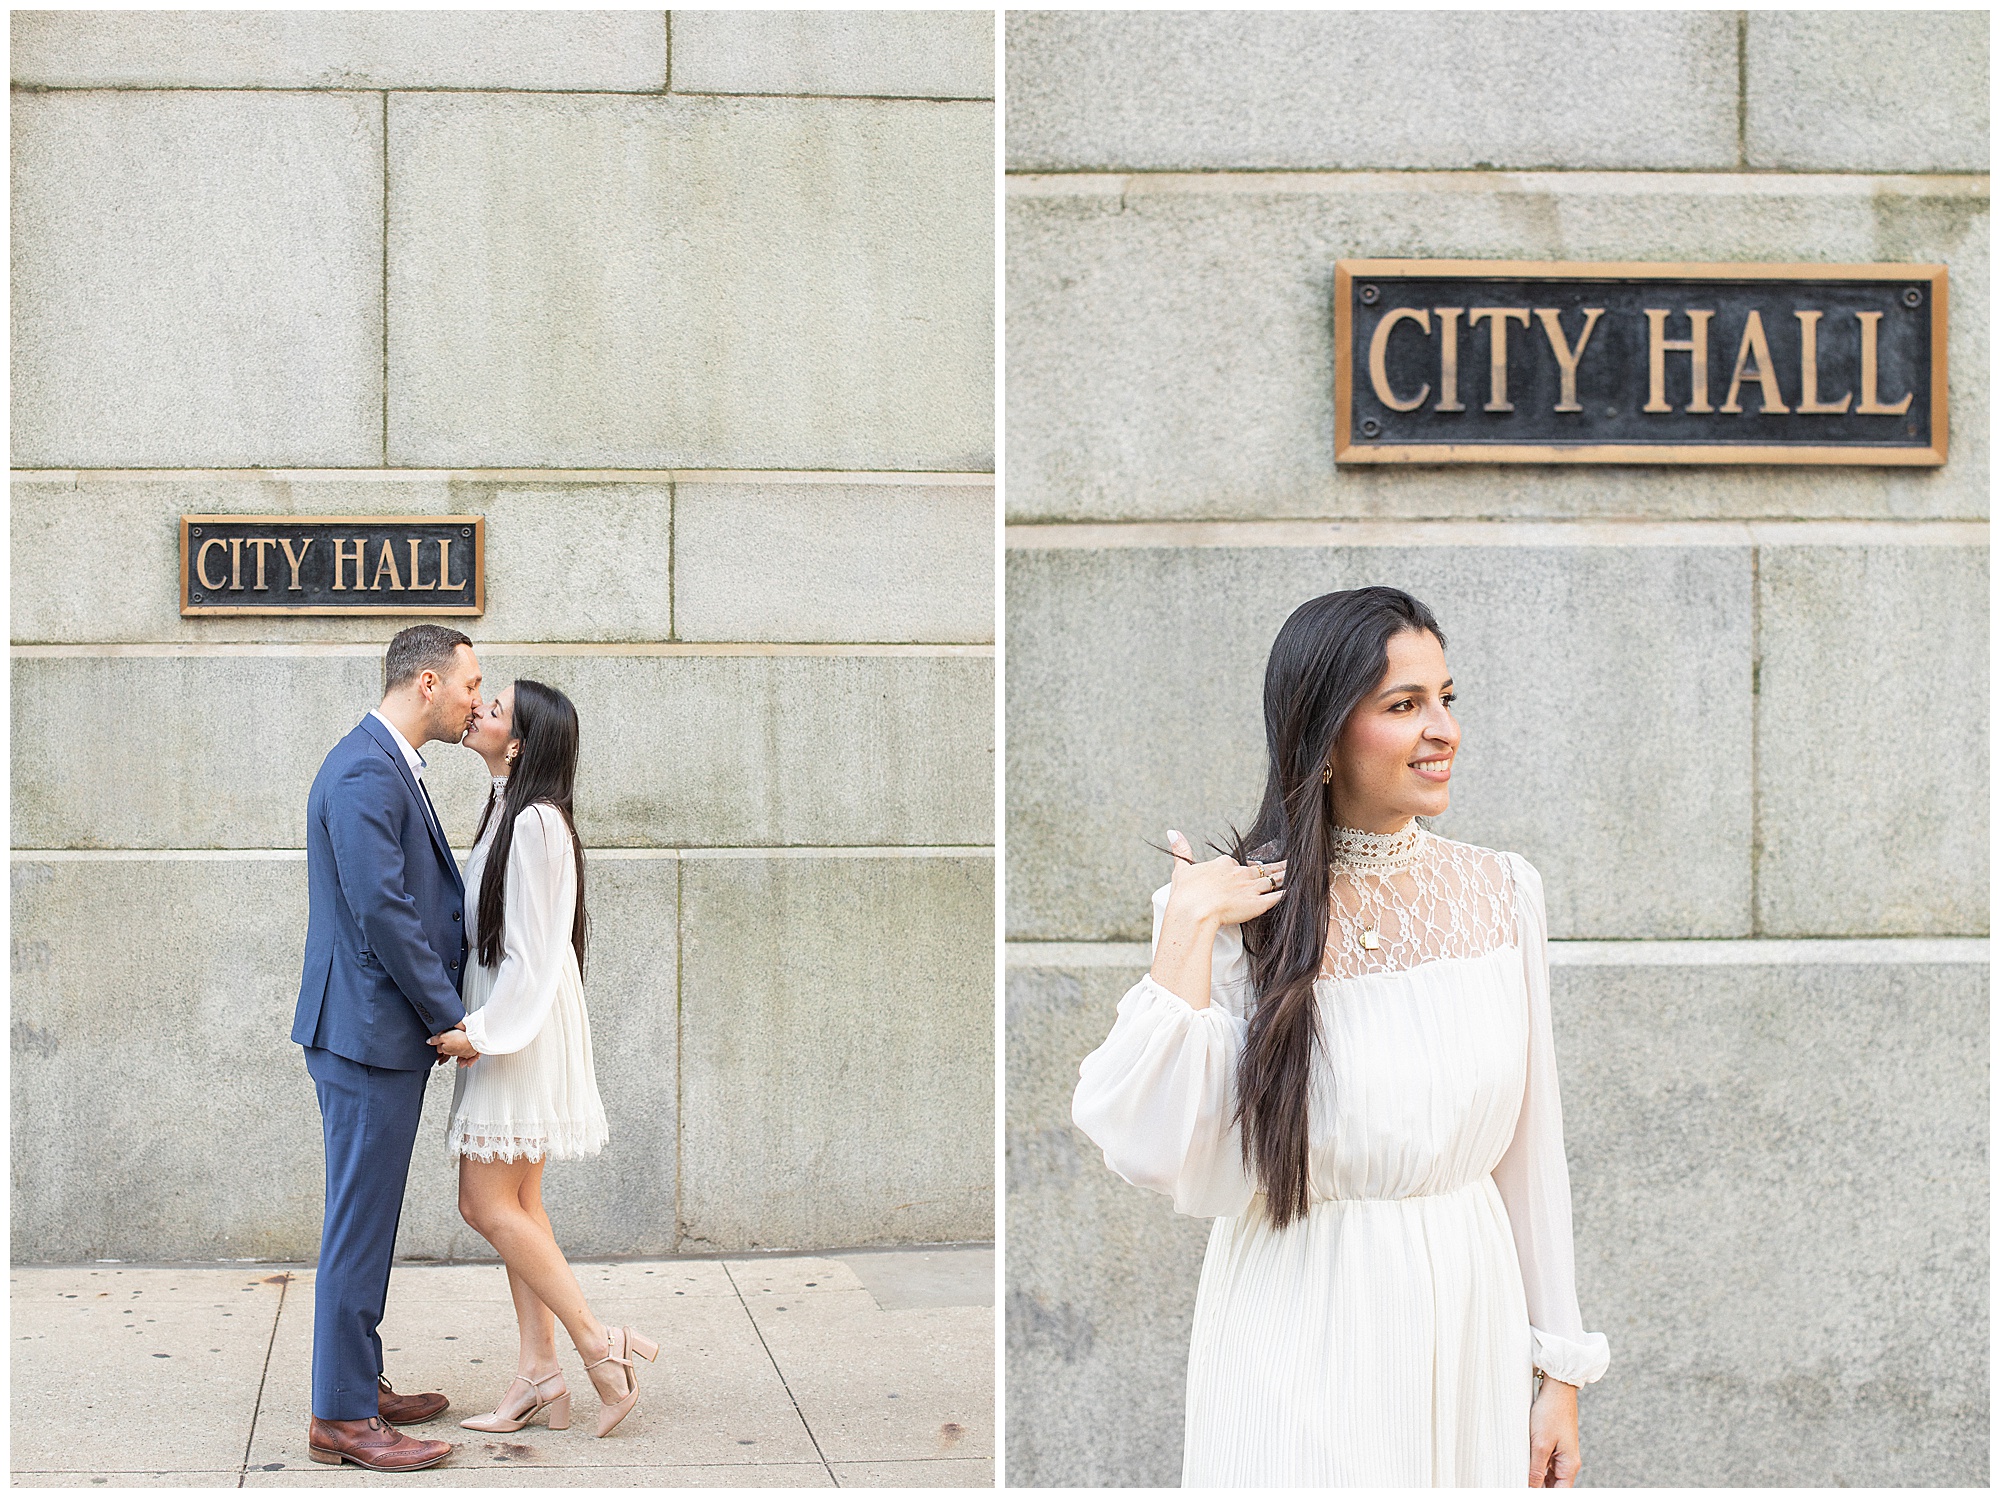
top-left (585, 1327), bottom-right (661, 1437)
top-left (459, 1371), bottom-right (571, 1433)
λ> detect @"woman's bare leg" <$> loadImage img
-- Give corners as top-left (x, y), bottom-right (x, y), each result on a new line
top-left (459, 1156), bottom-right (629, 1404)
top-left (504, 1162), bottom-right (560, 1380)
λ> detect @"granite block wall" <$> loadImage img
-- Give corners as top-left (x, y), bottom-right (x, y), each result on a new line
top-left (10, 10), bottom-right (996, 1264)
top-left (1004, 10), bottom-right (1988, 1487)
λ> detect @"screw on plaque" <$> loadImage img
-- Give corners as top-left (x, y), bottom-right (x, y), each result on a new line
top-left (1359, 285), bottom-right (1380, 305)
top-left (1902, 287), bottom-right (1923, 308)
top-left (191, 592), bottom-right (203, 602)
top-left (461, 527), bottom-right (471, 537)
top-left (1360, 418), bottom-right (1382, 438)
top-left (192, 527), bottom-right (202, 536)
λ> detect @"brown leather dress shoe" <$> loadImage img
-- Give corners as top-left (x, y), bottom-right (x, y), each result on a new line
top-left (308, 1415), bottom-right (451, 1471)
top-left (377, 1374), bottom-right (450, 1425)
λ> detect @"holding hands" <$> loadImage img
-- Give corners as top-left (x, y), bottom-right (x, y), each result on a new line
top-left (429, 1022), bottom-right (478, 1067)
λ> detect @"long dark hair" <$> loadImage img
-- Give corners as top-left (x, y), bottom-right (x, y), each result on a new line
top-left (1230, 586), bottom-right (1446, 1228)
top-left (476, 679), bottom-right (588, 973)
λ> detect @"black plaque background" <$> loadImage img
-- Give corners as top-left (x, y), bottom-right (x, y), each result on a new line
top-left (181, 516), bottom-right (483, 614)
top-left (1346, 275), bottom-right (1934, 451)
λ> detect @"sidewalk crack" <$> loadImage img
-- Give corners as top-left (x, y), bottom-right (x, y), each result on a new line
top-left (238, 1271), bottom-right (293, 1486)
top-left (721, 1261), bottom-right (837, 1487)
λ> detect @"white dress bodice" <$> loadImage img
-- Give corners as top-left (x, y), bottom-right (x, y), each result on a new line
top-left (1071, 828), bottom-right (1608, 1486)
top-left (445, 782), bottom-right (608, 1164)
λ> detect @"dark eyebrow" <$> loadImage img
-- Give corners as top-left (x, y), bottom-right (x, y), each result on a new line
top-left (1376, 678), bottom-right (1453, 699)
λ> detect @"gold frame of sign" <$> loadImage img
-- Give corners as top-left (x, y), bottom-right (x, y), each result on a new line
top-left (1332, 260), bottom-right (1948, 466)
top-left (178, 514), bottom-right (486, 616)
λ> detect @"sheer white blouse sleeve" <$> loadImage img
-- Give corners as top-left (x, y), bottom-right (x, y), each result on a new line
top-left (461, 803), bottom-right (576, 1058)
top-left (1493, 852), bottom-right (1611, 1387)
top-left (1070, 884), bottom-right (1260, 1219)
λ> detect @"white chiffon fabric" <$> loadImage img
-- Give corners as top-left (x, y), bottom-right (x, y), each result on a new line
top-left (1072, 828), bottom-right (1607, 1487)
top-left (445, 785), bottom-right (609, 1164)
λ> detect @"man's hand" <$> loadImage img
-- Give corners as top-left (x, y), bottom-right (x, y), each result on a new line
top-left (428, 1022), bottom-right (478, 1066)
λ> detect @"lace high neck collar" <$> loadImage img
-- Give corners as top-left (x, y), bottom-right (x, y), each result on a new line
top-left (1330, 821), bottom-right (1425, 874)
top-left (490, 775), bottom-right (510, 794)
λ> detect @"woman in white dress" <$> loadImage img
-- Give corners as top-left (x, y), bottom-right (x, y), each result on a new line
top-left (1071, 586), bottom-right (1608, 1487)
top-left (428, 679), bottom-right (658, 1438)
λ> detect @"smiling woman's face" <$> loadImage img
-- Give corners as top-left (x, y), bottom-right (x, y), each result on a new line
top-left (1328, 629), bottom-right (1460, 833)
top-left (464, 683), bottom-right (516, 760)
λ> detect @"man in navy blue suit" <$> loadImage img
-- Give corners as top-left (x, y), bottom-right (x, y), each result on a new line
top-left (293, 625), bottom-right (484, 1472)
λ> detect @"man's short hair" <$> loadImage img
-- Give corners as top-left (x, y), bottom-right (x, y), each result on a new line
top-left (383, 625), bottom-right (474, 693)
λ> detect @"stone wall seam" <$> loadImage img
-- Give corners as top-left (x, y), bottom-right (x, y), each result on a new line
top-left (673, 848), bottom-right (685, 1252)
top-left (1004, 168), bottom-right (1993, 195)
top-left (1004, 520), bottom-right (1990, 550)
top-left (1735, 9), bottom-right (1748, 171)
top-left (379, 88), bottom-right (389, 467)
top-left (12, 85), bottom-right (680, 96)
top-left (1004, 937), bottom-right (1991, 968)
top-left (1750, 541), bottom-right (1763, 936)
top-left (12, 849), bottom-right (311, 862)
top-left (10, 86), bottom-right (1008, 102)
top-left (668, 88), bottom-right (997, 103)
top-left (10, 644), bottom-right (997, 658)
top-left (10, 469), bottom-right (998, 483)
top-left (13, 846), bottom-right (996, 860)
top-left (677, 846), bottom-right (996, 860)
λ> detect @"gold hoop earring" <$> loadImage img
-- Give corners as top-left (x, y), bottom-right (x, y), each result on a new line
top-left (1321, 762), bottom-right (1333, 785)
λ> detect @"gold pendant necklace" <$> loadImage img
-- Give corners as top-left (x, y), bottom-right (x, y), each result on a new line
top-left (1352, 876), bottom-right (1386, 952)
top-left (1330, 823), bottom-right (1422, 955)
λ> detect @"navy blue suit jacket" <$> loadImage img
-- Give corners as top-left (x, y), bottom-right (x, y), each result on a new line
top-left (293, 716), bottom-right (468, 1070)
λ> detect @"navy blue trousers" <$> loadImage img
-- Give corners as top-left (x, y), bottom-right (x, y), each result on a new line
top-left (304, 1046), bottom-right (431, 1420)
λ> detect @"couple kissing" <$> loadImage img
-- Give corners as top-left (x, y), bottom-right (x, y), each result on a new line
top-left (291, 624), bottom-right (656, 1472)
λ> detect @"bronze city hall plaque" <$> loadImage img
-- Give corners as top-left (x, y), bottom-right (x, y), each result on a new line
top-left (180, 516), bottom-right (485, 616)
top-left (1334, 261), bottom-right (1947, 465)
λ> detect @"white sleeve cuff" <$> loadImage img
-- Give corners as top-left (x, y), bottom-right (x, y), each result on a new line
top-left (1532, 1327), bottom-right (1610, 1386)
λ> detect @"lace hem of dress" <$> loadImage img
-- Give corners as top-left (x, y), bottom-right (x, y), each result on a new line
top-left (446, 1117), bottom-right (608, 1164)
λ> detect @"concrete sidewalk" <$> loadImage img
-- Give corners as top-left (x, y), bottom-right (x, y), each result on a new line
top-left (12, 1247), bottom-right (993, 1488)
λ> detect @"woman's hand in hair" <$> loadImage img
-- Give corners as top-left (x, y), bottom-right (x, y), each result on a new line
top-left (1149, 830), bottom-right (1286, 1010)
top-left (1528, 1377), bottom-right (1580, 1486)
top-left (1163, 831), bottom-right (1287, 926)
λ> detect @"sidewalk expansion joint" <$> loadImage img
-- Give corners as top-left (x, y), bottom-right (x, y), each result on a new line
top-left (238, 1270), bottom-right (292, 1487)
top-left (722, 1259), bottom-right (839, 1487)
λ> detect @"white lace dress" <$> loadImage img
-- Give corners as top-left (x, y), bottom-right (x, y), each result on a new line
top-left (444, 783), bottom-right (609, 1163)
top-left (1072, 825), bottom-right (1608, 1487)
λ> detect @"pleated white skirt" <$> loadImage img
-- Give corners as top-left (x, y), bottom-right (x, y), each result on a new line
top-left (445, 958), bottom-right (608, 1163)
top-left (1183, 1175), bottom-right (1534, 1487)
